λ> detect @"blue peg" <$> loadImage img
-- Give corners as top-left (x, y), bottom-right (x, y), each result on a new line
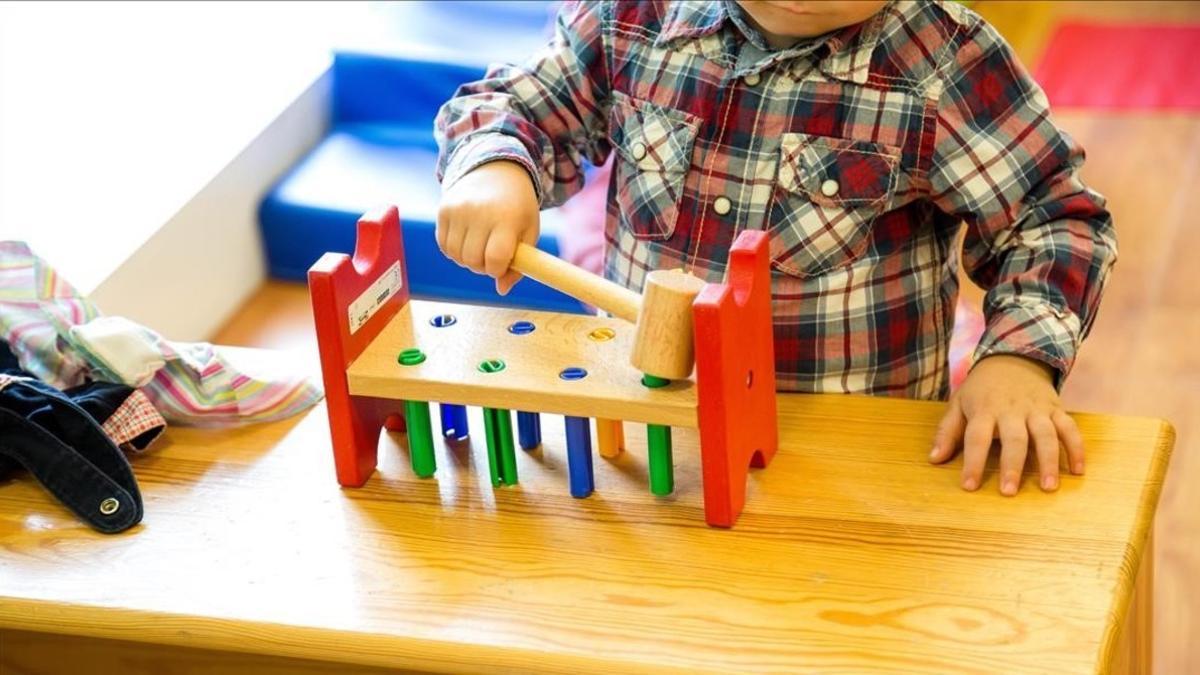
top-left (564, 416), bottom-right (594, 498)
top-left (517, 411), bottom-right (541, 450)
top-left (438, 403), bottom-right (469, 441)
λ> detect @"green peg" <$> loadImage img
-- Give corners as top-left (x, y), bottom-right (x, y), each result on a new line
top-left (475, 358), bottom-right (517, 486)
top-left (403, 399), bottom-right (436, 478)
top-left (482, 407), bottom-right (518, 486)
top-left (641, 374), bottom-right (674, 495)
top-left (647, 424), bottom-right (674, 495)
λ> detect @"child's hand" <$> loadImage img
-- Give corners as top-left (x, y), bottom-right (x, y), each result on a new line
top-left (437, 160), bottom-right (540, 295)
top-left (928, 354), bottom-right (1085, 495)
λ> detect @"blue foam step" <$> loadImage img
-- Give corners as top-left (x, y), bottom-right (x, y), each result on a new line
top-left (261, 51), bottom-right (586, 313)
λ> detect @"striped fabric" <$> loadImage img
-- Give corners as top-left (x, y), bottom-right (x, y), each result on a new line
top-left (0, 242), bottom-right (99, 388)
top-left (0, 242), bottom-right (323, 426)
top-left (141, 339), bottom-right (324, 427)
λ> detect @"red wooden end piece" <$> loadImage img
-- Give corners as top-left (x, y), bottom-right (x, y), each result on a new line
top-left (309, 206), bottom-right (410, 486)
top-left (692, 231), bottom-right (779, 527)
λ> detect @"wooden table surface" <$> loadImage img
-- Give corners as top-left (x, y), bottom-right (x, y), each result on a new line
top-left (0, 388), bottom-right (1174, 674)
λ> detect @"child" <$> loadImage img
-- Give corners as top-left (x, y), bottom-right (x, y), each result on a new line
top-left (433, 1), bottom-right (1116, 496)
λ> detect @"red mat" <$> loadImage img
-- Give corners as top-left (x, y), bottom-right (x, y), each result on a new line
top-left (1034, 23), bottom-right (1200, 110)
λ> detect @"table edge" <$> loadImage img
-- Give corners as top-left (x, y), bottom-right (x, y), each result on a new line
top-left (1095, 418), bottom-right (1176, 673)
top-left (0, 598), bottom-right (706, 675)
top-left (3, 392), bottom-right (1179, 673)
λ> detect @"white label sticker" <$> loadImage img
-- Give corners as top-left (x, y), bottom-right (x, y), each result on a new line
top-left (348, 261), bottom-right (403, 334)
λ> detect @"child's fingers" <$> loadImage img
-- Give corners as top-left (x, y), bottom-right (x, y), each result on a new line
top-left (484, 228), bottom-right (518, 279)
top-left (495, 270), bottom-right (524, 296)
top-left (1027, 414), bottom-right (1060, 491)
top-left (930, 396), bottom-right (965, 463)
top-left (996, 415), bottom-right (1028, 496)
top-left (960, 414), bottom-right (993, 491)
top-left (519, 225), bottom-right (539, 246)
top-left (459, 224), bottom-right (491, 275)
top-left (1052, 409), bottom-right (1086, 475)
top-left (496, 226), bottom-right (538, 295)
top-left (439, 215), bottom-right (467, 264)
top-left (436, 207), bottom-right (450, 253)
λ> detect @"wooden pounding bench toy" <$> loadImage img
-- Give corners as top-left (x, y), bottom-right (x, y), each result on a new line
top-left (309, 206), bottom-right (778, 527)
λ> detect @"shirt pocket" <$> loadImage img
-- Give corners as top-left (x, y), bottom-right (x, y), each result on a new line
top-left (768, 133), bottom-right (901, 278)
top-left (608, 92), bottom-right (701, 241)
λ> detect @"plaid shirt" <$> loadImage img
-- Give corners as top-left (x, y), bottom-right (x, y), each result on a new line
top-left (435, 0), bottom-right (1116, 398)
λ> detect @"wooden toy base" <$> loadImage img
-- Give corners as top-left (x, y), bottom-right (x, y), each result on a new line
top-left (310, 206), bottom-right (779, 527)
top-left (348, 301), bottom-right (698, 427)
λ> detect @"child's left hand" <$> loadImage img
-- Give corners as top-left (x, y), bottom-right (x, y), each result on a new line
top-left (928, 355), bottom-right (1085, 495)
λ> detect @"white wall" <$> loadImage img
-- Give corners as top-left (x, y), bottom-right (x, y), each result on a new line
top-left (89, 71), bottom-right (331, 341)
top-left (0, 1), bottom-right (372, 339)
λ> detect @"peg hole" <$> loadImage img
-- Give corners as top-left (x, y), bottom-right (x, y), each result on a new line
top-left (588, 327), bottom-right (616, 342)
top-left (430, 314), bottom-right (457, 327)
top-left (398, 348), bottom-right (426, 366)
top-left (478, 359), bottom-right (506, 373)
top-left (559, 367), bottom-right (588, 381)
top-left (508, 320), bottom-right (536, 335)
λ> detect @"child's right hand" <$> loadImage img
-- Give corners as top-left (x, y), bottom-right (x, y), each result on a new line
top-left (436, 160), bottom-right (540, 295)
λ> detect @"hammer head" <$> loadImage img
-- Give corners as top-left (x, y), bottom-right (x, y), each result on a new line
top-left (630, 269), bottom-right (707, 380)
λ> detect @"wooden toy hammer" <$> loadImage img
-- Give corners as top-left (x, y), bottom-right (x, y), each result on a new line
top-left (510, 243), bottom-right (706, 380)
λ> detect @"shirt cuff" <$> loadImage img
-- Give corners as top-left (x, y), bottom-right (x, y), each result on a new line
top-left (971, 300), bottom-right (1083, 389)
top-left (441, 133), bottom-right (545, 205)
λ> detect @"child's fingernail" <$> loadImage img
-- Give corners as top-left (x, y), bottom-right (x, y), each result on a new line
top-left (1001, 474), bottom-right (1018, 496)
top-left (928, 446), bottom-right (940, 461)
top-left (1072, 461), bottom-right (1085, 475)
top-left (1041, 474), bottom-right (1058, 491)
top-left (961, 476), bottom-right (978, 491)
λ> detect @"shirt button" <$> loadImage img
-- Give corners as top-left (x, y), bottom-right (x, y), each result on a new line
top-left (712, 196), bottom-right (732, 215)
top-left (743, 72), bottom-right (761, 87)
top-left (631, 141), bottom-right (647, 161)
top-left (820, 179), bottom-right (840, 197)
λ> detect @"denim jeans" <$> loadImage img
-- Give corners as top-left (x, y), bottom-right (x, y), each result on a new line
top-left (0, 342), bottom-right (143, 533)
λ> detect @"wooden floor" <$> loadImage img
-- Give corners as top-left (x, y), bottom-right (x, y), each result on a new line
top-left (214, 2), bottom-right (1200, 671)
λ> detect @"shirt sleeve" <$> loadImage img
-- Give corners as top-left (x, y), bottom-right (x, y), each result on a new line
top-left (434, 0), bottom-right (612, 208)
top-left (928, 19), bottom-right (1118, 387)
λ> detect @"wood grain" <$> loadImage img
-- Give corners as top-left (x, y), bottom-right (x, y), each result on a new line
top-left (347, 300), bottom-right (700, 427)
top-left (630, 269), bottom-right (706, 379)
top-left (0, 629), bottom-right (404, 675)
top-left (512, 241), bottom-right (641, 322)
top-left (967, 4), bottom-right (1200, 671)
top-left (1110, 534), bottom-right (1154, 675)
top-left (0, 389), bottom-right (1172, 674)
top-left (209, 280), bottom-right (318, 361)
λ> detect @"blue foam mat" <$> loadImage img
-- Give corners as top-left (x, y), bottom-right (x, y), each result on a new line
top-left (260, 46), bottom-right (586, 313)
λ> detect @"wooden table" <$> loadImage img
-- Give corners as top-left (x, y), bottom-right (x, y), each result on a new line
top-left (0, 389), bottom-right (1174, 674)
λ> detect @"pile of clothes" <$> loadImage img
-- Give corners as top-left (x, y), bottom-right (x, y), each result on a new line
top-left (0, 242), bottom-right (323, 533)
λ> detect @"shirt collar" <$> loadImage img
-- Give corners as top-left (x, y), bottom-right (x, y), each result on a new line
top-left (655, 0), bottom-right (887, 85)
top-left (656, 1), bottom-right (728, 44)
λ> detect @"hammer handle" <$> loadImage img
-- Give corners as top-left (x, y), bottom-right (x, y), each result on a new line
top-left (511, 243), bottom-right (641, 322)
